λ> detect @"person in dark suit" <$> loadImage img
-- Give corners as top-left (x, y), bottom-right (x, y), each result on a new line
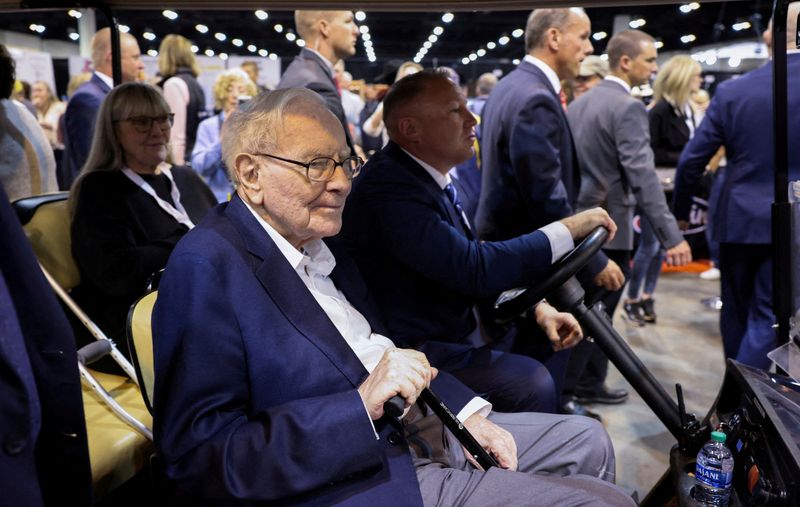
top-left (567, 30), bottom-right (692, 405)
top-left (153, 87), bottom-right (633, 506)
top-left (277, 10), bottom-right (359, 149)
top-left (62, 28), bottom-right (143, 190)
top-left (0, 183), bottom-right (92, 507)
top-left (476, 8), bottom-right (625, 418)
top-left (69, 82), bottom-right (216, 362)
top-left (673, 6), bottom-right (800, 369)
top-left (341, 70), bottom-right (619, 414)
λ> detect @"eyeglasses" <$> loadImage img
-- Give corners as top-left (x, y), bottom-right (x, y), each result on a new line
top-left (114, 114), bottom-right (174, 133)
top-left (253, 152), bottom-right (363, 182)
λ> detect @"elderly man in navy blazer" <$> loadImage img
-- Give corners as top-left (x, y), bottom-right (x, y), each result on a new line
top-left (152, 88), bottom-right (633, 505)
top-left (278, 10), bottom-right (359, 149)
top-left (673, 5), bottom-right (800, 369)
top-left (340, 70), bottom-right (619, 415)
top-left (61, 28), bottom-right (143, 189)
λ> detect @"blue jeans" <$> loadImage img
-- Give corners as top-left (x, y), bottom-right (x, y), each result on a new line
top-left (627, 215), bottom-right (664, 300)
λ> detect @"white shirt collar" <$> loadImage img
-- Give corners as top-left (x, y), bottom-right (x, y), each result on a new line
top-left (94, 70), bottom-right (114, 89)
top-left (524, 55), bottom-right (561, 94)
top-left (400, 147), bottom-right (451, 189)
top-left (304, 47), bottom-right (335, 76)
top-left (604, 75), bottom-right (632, 94)
top-left (242, 198), bottom-right (336, 276)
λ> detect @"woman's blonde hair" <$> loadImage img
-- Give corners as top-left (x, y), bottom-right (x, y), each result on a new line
top-left (212, 68), bottom-right (256, 110)
top-left (653, 55), bottom-right (702, 109)
top-left (158, 34), bottom-right (199, 78)
top-left (69, 82), bottom-right (171, 214)
top-left (33, 80), bottom-right (58, 114)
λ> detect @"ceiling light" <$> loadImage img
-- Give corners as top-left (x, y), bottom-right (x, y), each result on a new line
top-left (688, 2), bottom-right (700, 9)
top-left (195, 24), bottom-right (208, 34)
top-left (728, 56), bottom-right (741, 68)
top-left (28, 24), bottom-right (45, 33)
top-left (469, 53), bottom-right (477, 61)
top-left (204, 48), bottom-right (215, 56)
top-left (364, 40), bottom-right (373, 48)
top-left (428, 34), bottom-right (438, 43)
top-left (119, 25), bottom-right (130, 33)
top-left (286, 32), bottom-right (297, 42)
top-left (147, 49), bottom-right (158, 56)
top-left (143, 32), bottom-right (156, 41)
top-left (274, 24), bottom-right (283, 33)
top-left (219, 53), bottom-right (228, 60)
top-left (68, 32), bottom-right (80, 41)
top-left (190, 45), bottom-right (199, 53)
top-left (498, 36), bottom-right (510, 45)
top-left (247, 44), bottom-right (257, 52)
top-left (162, 9), bottom-right (178, 20)
top-left (679, 4), bottom-right (692, 13)
top-left (355, 11), bottom-right (366, 22)
top-left (360, 26), bottom-right (369, 34)
top-left (654, 40), bottom-right (664, 49)
top-left (512, 58), bottom-right (520, 65)
top-left (433, 26), bottom-right (444, 36)
top-left (629, 18), bottom-right (646, 29)
top-left (258, 49), bottom-right (268, 57)
top-left (362, 33), bottom-right (371, 41)
top-left (255, 10), bottom-right (268, 20)
top-left (707, 54), bottom-right (717, 65)
top-left (476, 49), bottom-right (486, 57)
top-left (269, 53), bottom-right (278, 61)
top-left (593, 31), bottom-right (607, 41)
top-left (512, 28), bottom-right (524, 38)
top-left (214, 32), bottom-right (226, 41)
top-left (487, 41), bottom-right (496, 50)
top-left (442, 12), bottom-right (454, 23)
top-left (681, 34), bottom-right (696, 44)
top-left (423, 41), bottom-right (432, 49)
top-left (461, 57), bottom-right (470, 65)
top-left (68, 9), bottom-right (82, 18)
top-left (297, 39), bottom-right (306, 47)
top-left (733, 21), bottom-right (752, 31)
top-left (232, 38), bottom-right (243, 47)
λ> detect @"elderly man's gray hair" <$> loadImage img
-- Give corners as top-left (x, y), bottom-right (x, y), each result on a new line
top-left (524, 7), bottom-right (587, 53)
top-left (221, 87), bottom-right (328, 186)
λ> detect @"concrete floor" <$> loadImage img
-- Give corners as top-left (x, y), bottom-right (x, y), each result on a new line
top-left (589, 272), bottom-right (726, 500)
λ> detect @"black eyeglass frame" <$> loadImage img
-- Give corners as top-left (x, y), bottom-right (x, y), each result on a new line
top-left (252, 152), bottom-right (363, 181)
top-left (113, 113), bottom-right (175, 133)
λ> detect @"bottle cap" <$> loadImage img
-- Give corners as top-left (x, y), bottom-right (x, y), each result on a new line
top-left (711, 430), bottom-right (727, 443)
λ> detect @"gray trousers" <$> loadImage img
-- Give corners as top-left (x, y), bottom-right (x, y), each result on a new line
top-left (411, 411), bottom-right (635, 507)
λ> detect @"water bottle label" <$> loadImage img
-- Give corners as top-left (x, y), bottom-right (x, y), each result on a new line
top-left (695, 463), bottom-right (732, 489)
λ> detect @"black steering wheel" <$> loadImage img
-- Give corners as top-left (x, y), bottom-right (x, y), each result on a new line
top-left (491, 226), bottom-right (609, 323)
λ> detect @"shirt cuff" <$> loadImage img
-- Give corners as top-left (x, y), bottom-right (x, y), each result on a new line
top-left (539, 221), bottom-right (574, 263)
top-left (359, 395), bottom-right (380, 440)
top-left (456, 397), bottom-right (492, 423)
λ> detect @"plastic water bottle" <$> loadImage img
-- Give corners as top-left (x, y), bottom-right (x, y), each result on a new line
top-left (694, 430), bottom-right (734, 505)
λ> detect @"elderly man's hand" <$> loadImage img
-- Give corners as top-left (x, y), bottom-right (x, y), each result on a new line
top-left (593, 259), bottom-right (625, 291)
top-left (463, 413), bottom-right (518, 471)
top-left (535, 301), bottom-right (583, 351)
top-left (665, 240), bottom-right (692, 266)
top-left (358, 348), bottom-right (437, 420)
top-left (559, 208), bottom-right (617, 244)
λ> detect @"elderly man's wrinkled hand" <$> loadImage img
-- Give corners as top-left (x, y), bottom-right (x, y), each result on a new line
top-left (463, 413), bottom-right (518, 471)
top-left (559, 208), bottom-right (617, 243)
top-left (358, 348), bottom-right (437, 420)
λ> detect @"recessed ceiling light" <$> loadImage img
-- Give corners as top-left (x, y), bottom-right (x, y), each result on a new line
top-left (355, 11), bottom-right (366, 22)
top-left (255, 10), bottom-right (268, 21)
top-left (162, 10), bottom-right (178, 20)
top-left (442, 12), bottom-right (454, 23)
top-left (195, 24), bottom-right (208, 34)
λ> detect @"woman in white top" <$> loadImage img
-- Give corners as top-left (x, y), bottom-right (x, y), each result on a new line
top-left (31, 80), bottom-right (65, 149)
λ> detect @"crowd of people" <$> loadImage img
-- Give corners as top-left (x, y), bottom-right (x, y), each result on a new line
top-left (1, 3), bottom-right (799, 505)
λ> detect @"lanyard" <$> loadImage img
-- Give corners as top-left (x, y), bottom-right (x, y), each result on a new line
top-left (122, 164), bottom-right (195, 229)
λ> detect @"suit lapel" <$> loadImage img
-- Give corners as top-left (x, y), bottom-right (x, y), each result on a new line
top-left (224, 196), bottom-right (369, 388)
top-left (300, 48), bottom-right (337, 90)
top-left (383, 143), bottom-right (469, 237)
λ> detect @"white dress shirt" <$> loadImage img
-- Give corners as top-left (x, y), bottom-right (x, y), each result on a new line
top-left (94, 70), bottom-right (114, 89)
top-left (604, 75), bottom-right (632, 95)
top-left (402, 148), bottom-right (575, 262)
top-left (524, 55), bottom-right (562, 95)
top-left (243, 201), bottom-right (491, 435)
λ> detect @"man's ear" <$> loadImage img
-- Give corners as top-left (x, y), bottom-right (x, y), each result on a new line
top-left (618, 55), bottom-right (632, 74)
top-left (397, 117), bottom-right (421, 143)
top-left (546, 28), bottom-right (560, 52)
top-left (318, 18), bottom-right (330, 39)
top-left (234, 153), bottom-right (261, 201)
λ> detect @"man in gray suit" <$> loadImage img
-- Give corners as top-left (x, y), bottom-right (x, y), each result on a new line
top-left (567, 29), bottom-right (690, 397)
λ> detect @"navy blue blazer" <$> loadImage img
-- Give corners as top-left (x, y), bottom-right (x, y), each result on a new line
top-left (278, 48), bottom-right (353, 149)
top-left (673, 55), bottom-right (800, 244)
top-left (0, 184), bottom-right (92, 506)
top-left (62, 73), bottom-right (111, 189)
top-left (476, 61), bottom-right (607, 278)
top-left (340, 141), bottom-right (554, 348)
top-left (153, 194), bottom-right (475, 504)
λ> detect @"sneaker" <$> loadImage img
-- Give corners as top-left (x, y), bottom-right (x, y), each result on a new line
top-left (700, 267), bottom-right (720, 281)
top-left (623, 301), bottom-right (646, 327)
top-left (641, 298), bottom-right (656, 324)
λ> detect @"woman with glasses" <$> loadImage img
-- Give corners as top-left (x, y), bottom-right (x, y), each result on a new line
top-left (69, 82), bottom-right (216, 365)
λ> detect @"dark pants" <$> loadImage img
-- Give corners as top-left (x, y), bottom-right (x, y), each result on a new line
top-left (719, 243), bottom-right (775, 369)
top-left (563, 249), bottom-right (631, 398)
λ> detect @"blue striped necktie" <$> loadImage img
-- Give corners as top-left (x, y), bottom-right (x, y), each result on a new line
top-left (443, 183), bottom-right (473, 239)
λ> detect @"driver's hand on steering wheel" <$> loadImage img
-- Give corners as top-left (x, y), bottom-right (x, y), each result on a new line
top-left (665, 240), bottom-right (692, 267)
top-left (593, 259), bottom-right (625, 291)
top-left (559, 208), bottom-right (617, 244)
top-left (535, 301), bottom-right (583, 351)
